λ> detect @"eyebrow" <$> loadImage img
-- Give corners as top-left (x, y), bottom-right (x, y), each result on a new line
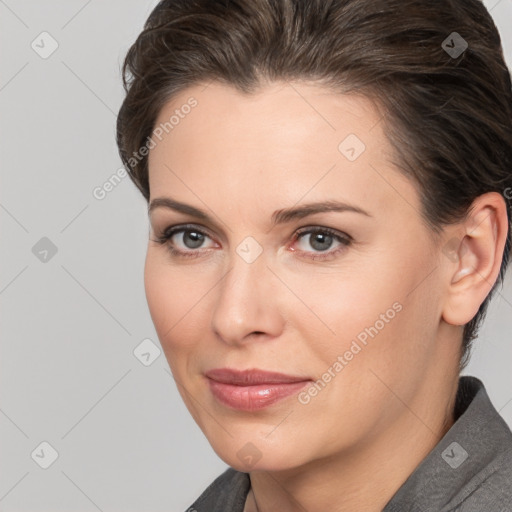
top-left (148, 197), bottom-right (372, 227)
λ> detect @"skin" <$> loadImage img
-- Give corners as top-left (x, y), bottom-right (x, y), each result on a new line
top-left (144, 80), bottom-right (508, 512)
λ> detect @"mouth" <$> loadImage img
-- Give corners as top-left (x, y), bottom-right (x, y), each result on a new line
top-left (204, 368), bottom-right (313, 411)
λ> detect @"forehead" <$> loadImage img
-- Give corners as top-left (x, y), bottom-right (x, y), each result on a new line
top-left (150, 80), bottom-right (382, 149)
top-left (147, 80), bottom-right (415, 220)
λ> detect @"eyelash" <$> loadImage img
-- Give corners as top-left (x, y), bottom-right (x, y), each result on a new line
top-left (152, 223), bottom-right (353, 261)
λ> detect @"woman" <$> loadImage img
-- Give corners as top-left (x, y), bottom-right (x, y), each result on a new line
top-left (116, 0), bottom-right (512, 510)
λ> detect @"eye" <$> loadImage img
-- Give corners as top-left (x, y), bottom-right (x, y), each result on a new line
top-left (152, 224), bottom-right (217, 259)
top-left (290, 226), bottom-right (352, 261)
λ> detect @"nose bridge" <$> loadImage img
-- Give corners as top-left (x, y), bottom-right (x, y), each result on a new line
top-left (211, 240), bottom-right (282, 344)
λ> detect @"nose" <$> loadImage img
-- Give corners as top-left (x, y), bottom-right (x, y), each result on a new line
top-left (211, 244), bottom-right (284, 346)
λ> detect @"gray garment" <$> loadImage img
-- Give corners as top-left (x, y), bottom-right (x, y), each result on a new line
top-left (186, 376), bottom-right (512, 511)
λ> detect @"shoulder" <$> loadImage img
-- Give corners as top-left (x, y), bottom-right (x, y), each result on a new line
top-left (448, 426), bottom-right (512, 511)
top-left (185, 467), bottom-right (250, 512)
top-left (436, 377), bottom-right (512, 511)
top-left (384, 376), bottom-right (512, 512)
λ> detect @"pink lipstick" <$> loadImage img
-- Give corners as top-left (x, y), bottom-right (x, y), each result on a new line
top-left (205, 368), bottom-right (312, 411)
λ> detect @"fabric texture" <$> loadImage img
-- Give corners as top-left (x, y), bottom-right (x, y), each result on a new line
top-left (186, 375), bottom-right (512, 511)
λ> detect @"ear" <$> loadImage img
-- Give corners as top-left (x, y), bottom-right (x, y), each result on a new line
top-left (441, 192), bottom-right (509, 327)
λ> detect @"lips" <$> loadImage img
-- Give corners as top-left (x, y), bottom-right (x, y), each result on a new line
top-left (205, 368), bottom-right (312, 411)
top-left (205, 368), bottom-right (311, 385)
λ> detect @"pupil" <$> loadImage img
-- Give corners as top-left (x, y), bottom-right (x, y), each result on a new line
top-left (184, 231), bottom-right (204, 249)
top-left (310, 233), bottom-right (333, 251)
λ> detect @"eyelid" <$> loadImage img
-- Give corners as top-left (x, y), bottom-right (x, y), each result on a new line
top-left (293, 225), bottom-right (352, 241)
top-left (159, 222), bottom-right (214, 239)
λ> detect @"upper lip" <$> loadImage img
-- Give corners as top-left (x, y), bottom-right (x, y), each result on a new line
top-left (205, 368), bottom-right (312, 385)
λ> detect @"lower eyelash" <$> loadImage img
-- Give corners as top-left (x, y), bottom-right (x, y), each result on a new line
top-left (166, 244), bottom-right (207, 259)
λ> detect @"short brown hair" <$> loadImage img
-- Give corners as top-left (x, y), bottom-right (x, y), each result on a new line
top-left (116, 0), bottom-right (512, 371)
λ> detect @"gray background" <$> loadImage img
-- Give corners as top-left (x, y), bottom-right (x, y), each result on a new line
top-left (1, 0), bottom-right (511, 510)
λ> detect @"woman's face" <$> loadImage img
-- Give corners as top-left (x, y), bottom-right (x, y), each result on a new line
top-left (145, 80), bottom-right (456, 471)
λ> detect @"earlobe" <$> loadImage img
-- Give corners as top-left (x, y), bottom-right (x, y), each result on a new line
top-left (441, 193), bottom-right (508, 326)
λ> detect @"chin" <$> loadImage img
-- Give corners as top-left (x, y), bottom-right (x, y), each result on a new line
top-left (210, 435), bottom-right (309, 473)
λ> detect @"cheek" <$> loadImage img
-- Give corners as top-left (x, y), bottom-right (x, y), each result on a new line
top-left (143, 251), bottom-right (210, 359)
top-left (282, 264), bottom-right (401, 360)
top-left (144, 254), bottom-right (173, 335)
top-left (288, 251), bottom-right (436, 373)
top-left (292, 272), bottom-right (438, 439)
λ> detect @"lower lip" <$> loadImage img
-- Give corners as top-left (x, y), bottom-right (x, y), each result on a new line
top-left (207, 378), bottom-right (311, 411)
